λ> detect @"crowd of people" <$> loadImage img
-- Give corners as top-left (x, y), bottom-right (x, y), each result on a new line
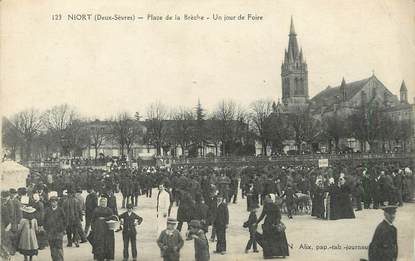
top-left (1, 159), bottom-right (414, 260)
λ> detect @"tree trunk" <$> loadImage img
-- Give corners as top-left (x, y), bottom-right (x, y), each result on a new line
top-left (336, 138), bottom-right (340, 153)
top-left (327, 139), bottom-right (332, 153)
top-left (181, 145), bottom-right (185, 158)
top-left (262, 140), bottom-right (267, 156)
top-left (25, 140), bottom-right (32, 161)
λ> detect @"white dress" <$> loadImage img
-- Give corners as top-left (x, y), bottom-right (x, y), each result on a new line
top-left (156, 190), bottom-right (170, 236)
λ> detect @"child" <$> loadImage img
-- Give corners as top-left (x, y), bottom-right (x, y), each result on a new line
top-left (119, 203), bottom-right (143, 261)
top-left (281, 185), bottom-right (297, 219)
top-left (244, 207), bottom-right (258, 253)
top-left (157, 217), bottom-right (184, 261)
top-left (188, 220), bottom-right (210, 261)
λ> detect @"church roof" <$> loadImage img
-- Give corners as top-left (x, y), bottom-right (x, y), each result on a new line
top-left (310, 76), bottom-right (372, 107)
top-left (384, 102), bottom-right (412, 112)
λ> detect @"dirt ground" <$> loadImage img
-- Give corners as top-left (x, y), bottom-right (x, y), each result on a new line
top-left (9, 189), bottom-right (415, 261)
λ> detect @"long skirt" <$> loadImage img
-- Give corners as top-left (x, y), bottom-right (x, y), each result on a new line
top-left (256, 224), bottom-right (289, 258)
top-left (91, 221), bottom-right (115, 260)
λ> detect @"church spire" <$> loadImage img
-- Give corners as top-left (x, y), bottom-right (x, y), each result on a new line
top-left (290, 16), bottom-right (296, 35)
top-left (400, 80), bottom-right (408, 103)
top-left (340, 77), bottom-right (347, 101)
top-left (281, 17), bottom-right (308, 106)
top-left (400, 80), bottom-right (407, 92)
top-left (287, 17), bottom-right (299, 62)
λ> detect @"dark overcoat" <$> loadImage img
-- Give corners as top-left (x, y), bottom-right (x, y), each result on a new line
top-left (368, 220), bottom-right (398, 261)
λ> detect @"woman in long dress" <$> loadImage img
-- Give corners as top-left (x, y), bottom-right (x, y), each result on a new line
top-left (17, 206), bottom-right (39, 261)
top-left (311, 178), bottom-right (325, 219)
top-left (90, 197), bottom-right (116, 261)
top-left (335, 176), bottom-right (355, 219)
top-left (256, 194), bottom-right (289, 259)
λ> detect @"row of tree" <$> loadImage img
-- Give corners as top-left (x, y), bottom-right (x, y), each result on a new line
top-left (2, 99), bottom-right (413, 161)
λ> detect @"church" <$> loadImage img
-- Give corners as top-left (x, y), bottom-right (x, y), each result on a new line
top-left (262, 18), bottom-right (414, 154)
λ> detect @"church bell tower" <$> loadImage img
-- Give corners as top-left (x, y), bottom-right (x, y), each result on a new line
top-left (281, 17), bottom-right (309, 107)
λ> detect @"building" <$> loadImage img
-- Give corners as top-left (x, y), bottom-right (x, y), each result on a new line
top-left (281, 17), bottom-right (309, 112)
top-left (256, 18), bottom-right (414, 155)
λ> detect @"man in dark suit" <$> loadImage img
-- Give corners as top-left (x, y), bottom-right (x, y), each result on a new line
top-left (119, 203), bottom-right (143, 261)
top-left (392, 170), bottom-right (403, 206)
top-left (84, 188), bottom-right (98, 235)
top-left (44, 196), bottom-right (67, 261)
top-left (212, 195), bottom-right (229, 255)
top-left (368, 205), bottom-right (398, 261)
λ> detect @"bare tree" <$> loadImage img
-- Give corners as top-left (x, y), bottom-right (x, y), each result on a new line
top-left (288, 108), bottom-right (321, 153)
top-left (212, 100), bottom-right (248, 155)
top-left (11, 108), bottom-right (42, 161)
top-left (42, 104), bottom-right (79, 156)
top-left (169, 107), bottom-right (195, 157)
top-left (322, 113), bottom-right (347, 153)
top-left (125, 121), bottom-right (144, 160)
top-left (250, 99), bottom-right (274, 155)
top-left (2, 117), bottom-right (23, 160)
top-left (194, 99), bottom-right (207, 157)
top-left (111, 112), bottom-right (130, 157)
top-left (145, 101), bottom-right (168, 156)
top-left (65, 119), bottom-right (90, 156)
top-left (89, 125), bottom-right (106, 162)
top-left (266, 113), bottom-right (290, 154)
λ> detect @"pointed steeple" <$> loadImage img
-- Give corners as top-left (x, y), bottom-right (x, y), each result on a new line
top-left (290, 16), bottom-right (296, 35)
top-left (281, 17), bottom-right (308, 106)
top-left (299, 48), bottom-right (303, 62)
top-left (287, 16), bottom-right (299, 62)
top-left (400, 80), bottom-right (407, 92)
top-left (284, 49), bottom-right (289, 63)
top-left (341, 77), bottom-right (346, 87)
top-left (340, 77), bottom-right (347, 101)
top-left (400, 80), bottom-right (408, 103)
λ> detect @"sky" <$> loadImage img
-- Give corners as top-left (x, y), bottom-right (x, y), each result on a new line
top-left (1, 0), bottom-right (414, 120)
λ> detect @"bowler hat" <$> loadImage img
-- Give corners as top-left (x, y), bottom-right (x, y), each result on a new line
top-left (17, 187), bottom-right (27, 195)
top-left (189, 220), bottom-right (201, 228)
top-left (126, 203), bottom-right (134, 209)
top-left (49, 196), bottom-right (59, 202)
top-left (381, 205), bottom-right (398, 214)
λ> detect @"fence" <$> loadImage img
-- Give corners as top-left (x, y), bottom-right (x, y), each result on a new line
top-left (170, 152), bottom-right (415, 167)
top-left (22, 152), bottom-right (414, 169)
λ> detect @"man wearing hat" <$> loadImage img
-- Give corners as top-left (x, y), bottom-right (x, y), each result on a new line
top-left (44, 196), bottom-right (66, 261)
top-left (119, 203), bottom-right (143, 261)
top-left (188, 220), bottom-right (210, 261)
top-left (211, 194), bottom-right (229, 255)
top-left (62, 188), bottom-right (82, 247)
top-left (368, 206), bottom-right (398, 261)
top-left (157, 217), bottom-right (184, 261)
top-left (156, 184), bottom-right (171, 236)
